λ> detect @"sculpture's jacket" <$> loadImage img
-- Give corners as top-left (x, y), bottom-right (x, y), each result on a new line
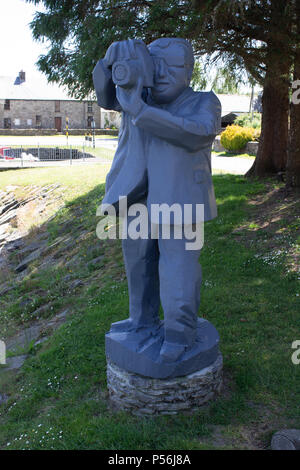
top-left (93, 59), bottom-right (221, 223)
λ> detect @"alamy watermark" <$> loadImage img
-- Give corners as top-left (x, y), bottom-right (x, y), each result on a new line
top-left (291, 340), bottom-right (300, 365)
top-left (96, 197), bottom-right (205, 250)
top-left (0, 340), bottom-right (6, 365)
top-left (291, 80), bottom-right (300, 105)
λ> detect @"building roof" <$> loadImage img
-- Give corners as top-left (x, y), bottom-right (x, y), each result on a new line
top-left (216, 93), bottom-right (253, 117)
top-left (1, 74), bottom-right (256, 112)
top-left (0, 72), bottom-right (79, 101)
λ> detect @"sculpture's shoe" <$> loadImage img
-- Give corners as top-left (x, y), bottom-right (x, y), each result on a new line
top-left (110, 319), bottom-right (136, 332)
top-left (160, 341), bottom-right (186, 362)
top-left (110, 318), bottom-right (161, 333)
top-left (106, 318), bottom-right (220, 379)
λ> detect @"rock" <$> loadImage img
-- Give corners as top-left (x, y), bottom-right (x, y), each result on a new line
top-left (5, 355), bottom-right (27, 371)
top-left (68, 279), bottom-right (84, 291)
top-left (52, 239), bottom-right (74, 259)
top-left (45, 236), bottom-right (70, 253)
top-left (271, 429), bottom-right (300, 450)
top-left (0, 209), bottom-right (17, 225)
top-left (0, 233), bottom-right (8, 243)
top-left (46, 309), bottom-right (69, 328)
top-left (16, 239), bottom-right (47, 256)
top-left (31, 303), bottom-right (53, 319)
top-left (107, 354), bottom-right (223, 416)
top-left (0, 284), bottom-right (15, 296)
top-left (5, 238), bottom-right (25, 252)
top-left (34, 337), bottom-right (49, 347)
top-left (5, 185), bottom-right (18, 192)
top-left (6, 324), bottom-right (42, 352)
top-left (5, 230), bottom-right (24, 243)
top-left (5, 308), bottom-right (70, 358)
top-left (89, 255), bottom-right (104, 266)
top-left (34, 231), bottom-right (49, 242)
top-left (213, 136), bottom-right (226, 153)
top-left (0, 223), bottom-right (9, 235)
top-left (0, 199), bottom-right (19, 216)
top-left (19, 298), bottom-right (33, 309)
top-left (57, 220), bottom-right (73, 235)
top-left (39, 256), bottom-right (56, 270)
top-left (15, 247), bottom-right (45, 273)
top-left (64, 254), bottom-right (80, 267)
top-left (0, 393), bottom-right (9, 405)
top-left (245, 141), bottom-right (259, 156)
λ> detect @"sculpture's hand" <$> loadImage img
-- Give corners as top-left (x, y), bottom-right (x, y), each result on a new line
top-left (116, 76), bottom-right (145, 117)
top-left (104, 39), bottom-right (136, 67)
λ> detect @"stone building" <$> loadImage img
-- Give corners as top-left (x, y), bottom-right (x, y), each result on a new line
top-left (0, 71), bottom-right (120, 132)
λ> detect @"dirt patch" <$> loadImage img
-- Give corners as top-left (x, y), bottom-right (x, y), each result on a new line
top-left (233, 183), bottom-right (299, 274)
top-left (200, 403), bottom-right (293, 450)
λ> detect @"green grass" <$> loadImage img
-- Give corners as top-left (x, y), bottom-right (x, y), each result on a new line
top-left (0, 166), bottom-right (299, 450)
top-left (0, 164), bottom-right (111, 203)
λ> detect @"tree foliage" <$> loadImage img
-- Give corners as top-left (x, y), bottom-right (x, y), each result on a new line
top-left (27, 0), bottom-right (300, 184)
top-left (211, 67), bottom-right (243, 94)
top-left (190, 60), bottom-right (207, 91)
top-left (26, 1), bottom-right (299, 94)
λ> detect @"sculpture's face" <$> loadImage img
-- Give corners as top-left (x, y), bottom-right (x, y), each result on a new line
top-left (149, 43), bottom-right (190, 104)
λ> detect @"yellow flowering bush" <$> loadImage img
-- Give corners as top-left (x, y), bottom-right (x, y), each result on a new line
top-left (220, 125), bottom-right (257, 152)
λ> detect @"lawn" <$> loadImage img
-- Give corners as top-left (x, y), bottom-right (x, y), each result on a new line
top-left (0, 165), bottom-right (299, 450)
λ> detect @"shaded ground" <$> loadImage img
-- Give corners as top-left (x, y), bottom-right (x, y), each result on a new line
top-left (233, 183), bottom-right (299, 275)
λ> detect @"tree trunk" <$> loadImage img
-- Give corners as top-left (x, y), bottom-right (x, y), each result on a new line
top-left (286, 71), bottom-right (300, 188)
top-left (246, 65), bottom-right (290, 177)
top-left (286, 3), bottom-right (300, 189)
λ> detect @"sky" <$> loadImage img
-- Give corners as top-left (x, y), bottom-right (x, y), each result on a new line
top-left (0, 0), bottom-right (48, 79)
top-left (0, 0), bottom-right (256, 94)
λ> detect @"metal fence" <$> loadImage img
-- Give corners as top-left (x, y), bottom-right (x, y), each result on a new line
top-left (0, 145), bottom-right (96, 168)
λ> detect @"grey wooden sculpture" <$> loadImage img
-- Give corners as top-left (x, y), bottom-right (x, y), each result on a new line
top-left (93, 38), bottom-right (222, 379)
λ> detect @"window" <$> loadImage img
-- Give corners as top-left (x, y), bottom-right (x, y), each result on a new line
top-left (36, 115), bottom-right (42, 127)
top-left (14, 118), bottom-right (20, 126)
top-left (87, 116), bottom-right (94, 128)
top-left (87, 102), bottom-right (93, 113)
top-left (4, 118), bottom-right (11, 129)
top-left (55, 101), bottom-right (60, 112)
top-left (27, 119), bottom-right (32, 126)
top-left (4, 100), bottom-right (10, 110)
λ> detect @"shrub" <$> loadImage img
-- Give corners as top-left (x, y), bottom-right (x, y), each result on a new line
top-left (252, 128), bottom-right (261, 142)
top-left (220, 125), bottom-right (256, 152)
top-left (234, 112), bottom-right (261, 129)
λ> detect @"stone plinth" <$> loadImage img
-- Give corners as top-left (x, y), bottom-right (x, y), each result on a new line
top-left (107, 354), bottom-right (223, 416)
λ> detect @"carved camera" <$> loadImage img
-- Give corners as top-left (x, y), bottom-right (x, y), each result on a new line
top-left (112, 60), bottom-right (139, 87)
top-left (111, 40), bottom-right (154, 88)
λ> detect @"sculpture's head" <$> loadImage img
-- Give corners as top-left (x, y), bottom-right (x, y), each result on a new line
top-left (148, 38), bottom-right (194, 104)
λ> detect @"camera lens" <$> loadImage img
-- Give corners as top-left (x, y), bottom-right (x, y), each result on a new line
top-left (113, 63), bottom-right (127, 81)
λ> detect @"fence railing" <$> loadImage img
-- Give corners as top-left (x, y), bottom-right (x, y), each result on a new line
top-left (0, 146), bottom-right (95, 167)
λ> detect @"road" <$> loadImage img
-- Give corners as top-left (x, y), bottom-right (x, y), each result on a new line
top-left (211, 154), bottom-right (253, 175)
top-left (0, 136), bottom-right (254, 174)
top-left (0, 135), bottom-right (118, 148)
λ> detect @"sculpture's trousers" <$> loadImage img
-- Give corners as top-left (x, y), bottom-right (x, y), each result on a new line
top-left (122, 219), bottom-right (202, 348)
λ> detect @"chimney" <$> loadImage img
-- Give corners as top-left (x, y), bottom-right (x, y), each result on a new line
top-left (19, 70), bottom-right (26, 83)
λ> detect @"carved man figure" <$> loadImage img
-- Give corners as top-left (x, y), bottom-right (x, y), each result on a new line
top-left (93, 38), bottom-right (221, 378)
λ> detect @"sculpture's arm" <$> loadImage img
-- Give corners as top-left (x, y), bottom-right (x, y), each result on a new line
top-left (132, 93), bottom-right (221, 153)
top-left (92, 59), bottom-right (122, 112)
